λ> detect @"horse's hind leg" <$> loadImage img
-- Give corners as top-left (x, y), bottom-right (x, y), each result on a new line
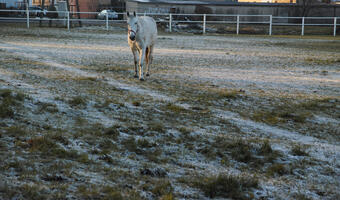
top-left (145, 47), bottom-right (150, 76)
top-left (146, 45), bottom-right (153, 76)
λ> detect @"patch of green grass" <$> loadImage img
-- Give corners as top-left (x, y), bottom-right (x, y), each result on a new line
top-left (132, 101), bottom-right (141, 106)
top-left (291, 145), bottom-right (309, 156)
top-left (0, 89), bottom-right (25, 118)
top-left (305, 58), bottom-right (340, 65)
top-left (122, 136), bottom-right (139, 153)
top-left (229, 139), bottom-right (254, 163)
top-left (48, 131), bottom-right (69, 145)
top-left (160, 193), bottom-right (174, 200)
top-left (75, 117), bottom-right (88, 126)
top-left (152, 180), bottom-right (173, 197)
top-left (299, 98), bottom-right (336, 111)
top-left (77, 184), bottom-right (101, 199)
top-left (68, 96), bottom-right (87, 107)
top-left (76, 76), bottom-right (97, 82)
top-left (27, 136), bottom-right (78, 159)
top-left (137, 138), bottom-right (156, 148)
top-left (94, 99), bottom-right (114, 109)
top-left (293, 193), bottom-right (312, 200)
top-left (266, 163), bottom-right (289, 176)
top-left (205, 137), bottom-right (282, 167)
top-left (145, 148), bottom-right (163, 163)
top-left (98, 154), bottom-right (115, 164)
top-left (148, 121), bottom-right (165, 133)
top-left (37, 101), bottom-right (59, 113)
top-left (4, 126), bottom-right (28, 138)
top-left (28, 136), bottom-right (58, 152)
top-left (78, 153), bottom-right (91, 164)
top-left (0, 182), bottom-right (17, 199)
top-left (99, 139), bottom-right (117, 154)
top-left (101, 186), bottom-right (123, 200)
top-left (278, 111), bottom-right (310, 123)
top-left (104, 126), bottom-right (120, 140)
top-left (1, 159), bottom-right (26, 173)
top-left (197, 146), bottom-right (217, 160)
top-left (252, 107), bottom-right (310, 124)
top-left (252, 111), bottom-right (279, 124)
top-left (122, 136), bottom-right (162, 161)
top-left (200, 138), bottom-right (254, 163)
top-left (217, 89), bottom-right (241, 99)
top-left (0, 89), bottom-right (13, 98)
top-left (194, 173), bottom-right (258, 199)
top-left (164, 103), bottom-right (187, 113)
top-left (19, 184), bottom-right (48, 200)
top-left (257, 140), bottom-right (282, 163)
top-left (252, 98), bottom-right (337, 125)
top-left (258, 140), bottom-right (273, 155)
top-left (178, 127), bottom-right (191, 135)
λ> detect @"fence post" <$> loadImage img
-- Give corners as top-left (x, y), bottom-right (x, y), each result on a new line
top-left (334, 17), bottom-right (337, 37)
top-left (236, 15), bottom-right (239, 35)
top-left (203, 14), bottom-right (206, 34)
top-left (269, 15), bottom-right (272, 36)
top-left (67, 11), bottom-right (70, 30)
top-left (301, 17), bottom-right (305, 36)
top-left (26, 8), bottom-right (30, 29)
top-left (106, 12), bottom-right (109, 31)
top-left (169, 13), bottom-right (172, 33)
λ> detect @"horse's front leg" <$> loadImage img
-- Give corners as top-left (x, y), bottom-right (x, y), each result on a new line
top-left (132, 49), bottom-right (139, 78)
top-left (138, 48), bottom-right (146, 81)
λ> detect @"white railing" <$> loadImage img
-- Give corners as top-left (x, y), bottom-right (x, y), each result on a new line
top-left (0, 9), bottom-right (339, 36)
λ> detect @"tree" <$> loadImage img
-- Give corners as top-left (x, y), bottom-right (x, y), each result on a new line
top-left (297, 0), bottom-right (317, 17)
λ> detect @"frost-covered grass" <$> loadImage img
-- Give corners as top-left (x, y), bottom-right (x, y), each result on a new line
top-left (0, 25), bottom-right (339, 199)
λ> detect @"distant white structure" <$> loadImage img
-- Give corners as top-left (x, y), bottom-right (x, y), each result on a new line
top-left (55, 1), bottom-right (68, 18)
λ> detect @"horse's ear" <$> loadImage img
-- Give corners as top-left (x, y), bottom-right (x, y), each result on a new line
top-left (133, 11), bottom-right (136, 17)
top-left (127, 12), bottom-right (130, 17)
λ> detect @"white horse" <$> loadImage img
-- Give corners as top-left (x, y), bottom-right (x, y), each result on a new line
top-left (127, 11), bottom-right (157, 81)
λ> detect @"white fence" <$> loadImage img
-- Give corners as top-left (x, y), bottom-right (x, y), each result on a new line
top-left (0, 9), bottom-right (339, 36)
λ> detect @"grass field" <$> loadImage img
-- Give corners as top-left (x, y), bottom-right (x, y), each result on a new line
top-left (0, 25), bottom-right (339, 199)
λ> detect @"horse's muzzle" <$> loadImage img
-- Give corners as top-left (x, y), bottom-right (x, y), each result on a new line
top-left (129, 35), bottom-right (136, 41)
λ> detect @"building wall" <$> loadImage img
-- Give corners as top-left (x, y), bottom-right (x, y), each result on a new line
top-left (99, 0), bottom-right (111, 6)
top-left (68, 0), bottom-right (99, 18)
top-left (31, 0), bottom-right (66, 7)
top-left (127, 1), bottom-right (340, 17)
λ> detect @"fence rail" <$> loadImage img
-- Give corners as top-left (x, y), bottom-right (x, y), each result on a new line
top-left (0, 9), bottom-right (339, 36)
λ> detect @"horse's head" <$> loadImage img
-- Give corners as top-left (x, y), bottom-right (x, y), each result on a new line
top-left (127, 11), bottom-right (138, 41)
